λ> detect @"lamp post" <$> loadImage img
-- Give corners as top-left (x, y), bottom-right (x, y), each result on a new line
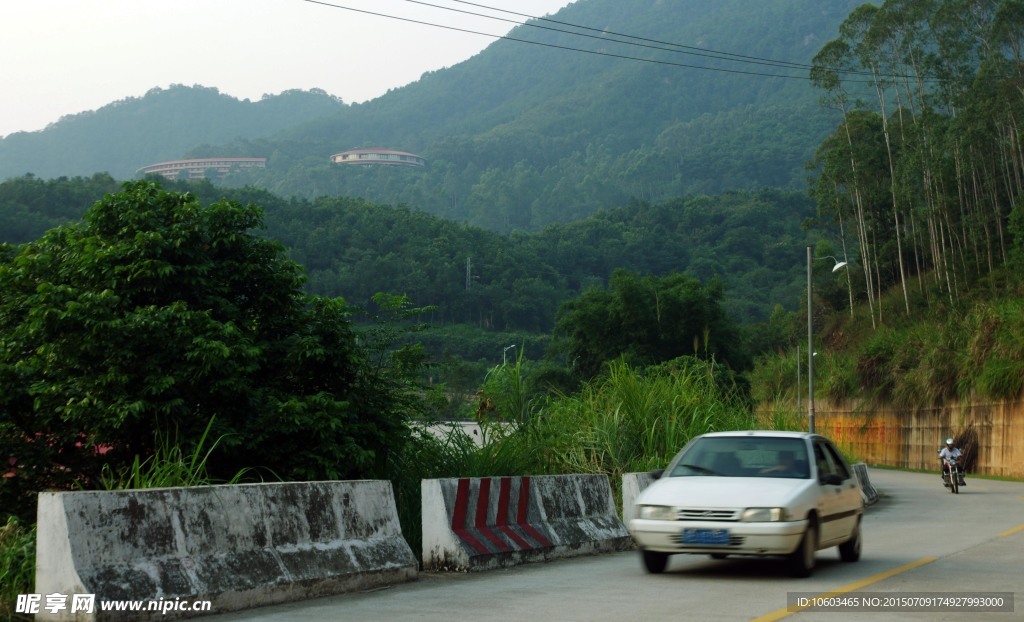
top-left (503, 344), bottom-right (516, 366)
top-left (807, 246), bottom-right (848, 434)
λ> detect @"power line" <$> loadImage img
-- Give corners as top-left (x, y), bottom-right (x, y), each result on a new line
top-left (441, 1), bottom-right (954, 83)
top-left (299, 0), bottom-right (833, 82)
top-left (302, 0), bottom-right (950, 84)
top-left (405, 0), bottom-right (822, 74)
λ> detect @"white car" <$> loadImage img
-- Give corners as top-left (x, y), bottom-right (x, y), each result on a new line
top-left (628, 430), bottom-right (863, 577)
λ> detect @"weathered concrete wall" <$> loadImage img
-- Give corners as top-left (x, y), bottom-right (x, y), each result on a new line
top-left (621, 472), bottom-right (655, 524)
top-left (422, 475), bottom-right (632, 572)
top-left (805, 399), bottom-right (1024, 478)
top-left (36, 480), bottom-right (417, 620)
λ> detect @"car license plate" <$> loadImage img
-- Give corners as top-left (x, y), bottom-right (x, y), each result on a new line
top-left (681, 528), bottom-right (730, 545)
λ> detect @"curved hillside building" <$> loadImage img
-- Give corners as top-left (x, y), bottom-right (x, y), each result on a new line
top-left (330, 149), bottom-right (425, 167)
top-left (138, 157), bottom-right (267, 180)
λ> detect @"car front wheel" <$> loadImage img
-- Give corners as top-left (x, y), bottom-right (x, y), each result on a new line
top-left (788, 522), bottom-right (817, 578)
top-left (642, 550), bottom-right (669, 574)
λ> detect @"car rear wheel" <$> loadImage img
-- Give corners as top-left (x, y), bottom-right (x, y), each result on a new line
top-left (788, 522), bottom-right (817, 578)
top-left (642, 550), bottom-right (669, 574)
top-left (839, 519), bottom-right (862, 562)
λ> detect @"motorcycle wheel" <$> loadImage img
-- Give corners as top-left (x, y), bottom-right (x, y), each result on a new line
top-left (950, 474), bottom-right (958, 494)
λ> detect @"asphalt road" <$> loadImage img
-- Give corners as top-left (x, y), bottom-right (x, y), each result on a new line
top-left (210, 469), bottom-right (1023, 621)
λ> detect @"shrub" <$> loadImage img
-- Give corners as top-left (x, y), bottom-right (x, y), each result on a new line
top-left (0, 517), bottom-right (35, 622)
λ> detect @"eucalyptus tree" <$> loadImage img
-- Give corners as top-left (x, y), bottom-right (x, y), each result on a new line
top-left (847, 3), bottom-right (915, 317)
top-left (810, 0), bottom-right (1024, 320)
top-left (811, 38), bottom-right (879, 325)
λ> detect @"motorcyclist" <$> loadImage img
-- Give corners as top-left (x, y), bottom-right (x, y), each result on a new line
top-left (938, 438), bottom-right (966, 487)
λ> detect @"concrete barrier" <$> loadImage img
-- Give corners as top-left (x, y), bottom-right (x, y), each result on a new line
top-left (36, 480), bottom-right (417, 620)
top-left (621, 472), bottom-right (656, 524)
top-left (853, 463), bottom-right (880, 506)
top-left (422, 474), bottom-right (632, 571)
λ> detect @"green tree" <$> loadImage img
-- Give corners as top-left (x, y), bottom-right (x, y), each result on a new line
top-left (551, 270), bottom-right (750, 379)
top-left (0, 182), bottom-right (415, 520)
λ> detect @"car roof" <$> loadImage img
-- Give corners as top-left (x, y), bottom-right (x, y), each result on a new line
top-left (697, 430), bottom-right (818, 440)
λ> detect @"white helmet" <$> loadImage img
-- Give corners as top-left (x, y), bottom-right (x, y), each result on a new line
top-left (946, 438), bottom-right (954, 445)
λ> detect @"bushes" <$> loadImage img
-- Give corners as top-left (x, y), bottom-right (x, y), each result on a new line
top-left (751, 290), bottom-right (1024, 411)
top-left (0, 517), bottom-right (35, 622)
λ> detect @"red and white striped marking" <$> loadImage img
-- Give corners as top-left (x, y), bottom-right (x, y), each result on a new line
top-left (450, 477), bottom-right (553, 554)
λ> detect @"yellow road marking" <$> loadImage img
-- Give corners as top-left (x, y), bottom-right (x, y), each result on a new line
top-left (750, 557), bottom-right (937, 622)
top-left (998, 524), bottom-right (1024, 537)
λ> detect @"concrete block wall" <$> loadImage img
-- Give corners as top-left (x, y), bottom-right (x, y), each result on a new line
top-left (621, 471), bottom-right (656, 525)
top-left (422, 474), bottom-right (632, 571)
top-left (35, 480), bottom-right (417, 620)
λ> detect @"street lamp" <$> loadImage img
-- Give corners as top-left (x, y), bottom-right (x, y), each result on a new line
top-left (503, 344), bottom-right (516, 366)
top-left (807, 247), bottom-right (848, 434)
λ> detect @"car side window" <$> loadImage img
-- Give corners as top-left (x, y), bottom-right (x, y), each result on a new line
top-left (813, 442), bottom-right (836, 478)
top-left (822, 442), bottom-right (851, 480)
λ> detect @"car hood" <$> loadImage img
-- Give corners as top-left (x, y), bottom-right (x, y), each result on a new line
top-left (637, 476), bottom-right (814, 508)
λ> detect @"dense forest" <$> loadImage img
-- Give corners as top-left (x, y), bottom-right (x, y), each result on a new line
top-left (807, 0), bottom-right (1024, 325)
top-left (748, 0), bottom-right (1024, 411)
top-left (0, 175), bottom-right (819, 333)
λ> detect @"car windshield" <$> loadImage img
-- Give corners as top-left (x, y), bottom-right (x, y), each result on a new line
top-left (667, 436), bottom-right (810, 479)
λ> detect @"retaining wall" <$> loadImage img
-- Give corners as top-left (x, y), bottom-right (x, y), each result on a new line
top-left (422, 474), bottom-right (631, 571)
top-left (808, 399), bottom-right (1024, 478)
top-left (35, 480), bottom-right (417, 620)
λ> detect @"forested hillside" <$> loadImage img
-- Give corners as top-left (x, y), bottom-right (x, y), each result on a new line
top-left (0, 175), bottom-right (816, 331)
top-left (204, 0), bottom-right (862, 230)
top-left (753, 0), bottom-right (1024, 412)
top-left (0, 0), bottom-right (860, 231)
top-left (0, 86), bottom-right (344, 180)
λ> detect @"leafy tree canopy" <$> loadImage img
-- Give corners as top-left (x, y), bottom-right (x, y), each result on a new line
top-left (552, 269), bottom-right (751, 379)
top-left (0, 182), bottom-right (420, 520)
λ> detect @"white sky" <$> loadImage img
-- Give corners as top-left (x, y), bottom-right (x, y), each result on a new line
top-left (1, 0), bottom-right (574, 138)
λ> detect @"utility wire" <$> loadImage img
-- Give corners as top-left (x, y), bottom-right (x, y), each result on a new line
top-left (299, 0), bottom-right (863, 82)
top-left (303, 0), bottom-right (951, 83)
top-left (438, 0), bottom-right (952, 82)
top-left (404, 0), bottom-right (821, 73)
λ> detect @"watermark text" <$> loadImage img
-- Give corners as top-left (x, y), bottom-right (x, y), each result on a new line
top-left (17, 593), bottom-right (213, 615)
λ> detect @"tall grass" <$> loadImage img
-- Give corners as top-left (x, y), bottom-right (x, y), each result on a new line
top-left (0, 517), bottom-right (35, 622)
top-left (391, 356), bottom-right (757, 562)
top-left (98, 417), bottom-right (253, 490)
top-left (480, 350), bottom-right (534, 425)
top-left (529, 358), bottom-right (756, 478)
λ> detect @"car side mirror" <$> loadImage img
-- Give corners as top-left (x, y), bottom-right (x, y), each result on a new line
top-left (649, 469), bottom-right (664, 480)
top-left (819, 473), bottom-right (843, 486)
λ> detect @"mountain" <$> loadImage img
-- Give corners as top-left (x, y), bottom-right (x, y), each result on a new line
top-left (0, 86), bottom-right (345, 180)
top-left (0, 0), bottom-right (862, 230)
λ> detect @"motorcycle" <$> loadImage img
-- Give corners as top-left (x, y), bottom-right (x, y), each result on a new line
top-left (941, 455), bottom-right (964, 494)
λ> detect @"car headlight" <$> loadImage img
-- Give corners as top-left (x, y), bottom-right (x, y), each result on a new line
top-left (741, 507), bottom-right (789, 522)
top-left (638, 505), bottom-right (677, 521)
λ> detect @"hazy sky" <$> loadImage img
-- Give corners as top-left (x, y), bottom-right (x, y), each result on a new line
top-left (1, 0), bottom-right (574, 138)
